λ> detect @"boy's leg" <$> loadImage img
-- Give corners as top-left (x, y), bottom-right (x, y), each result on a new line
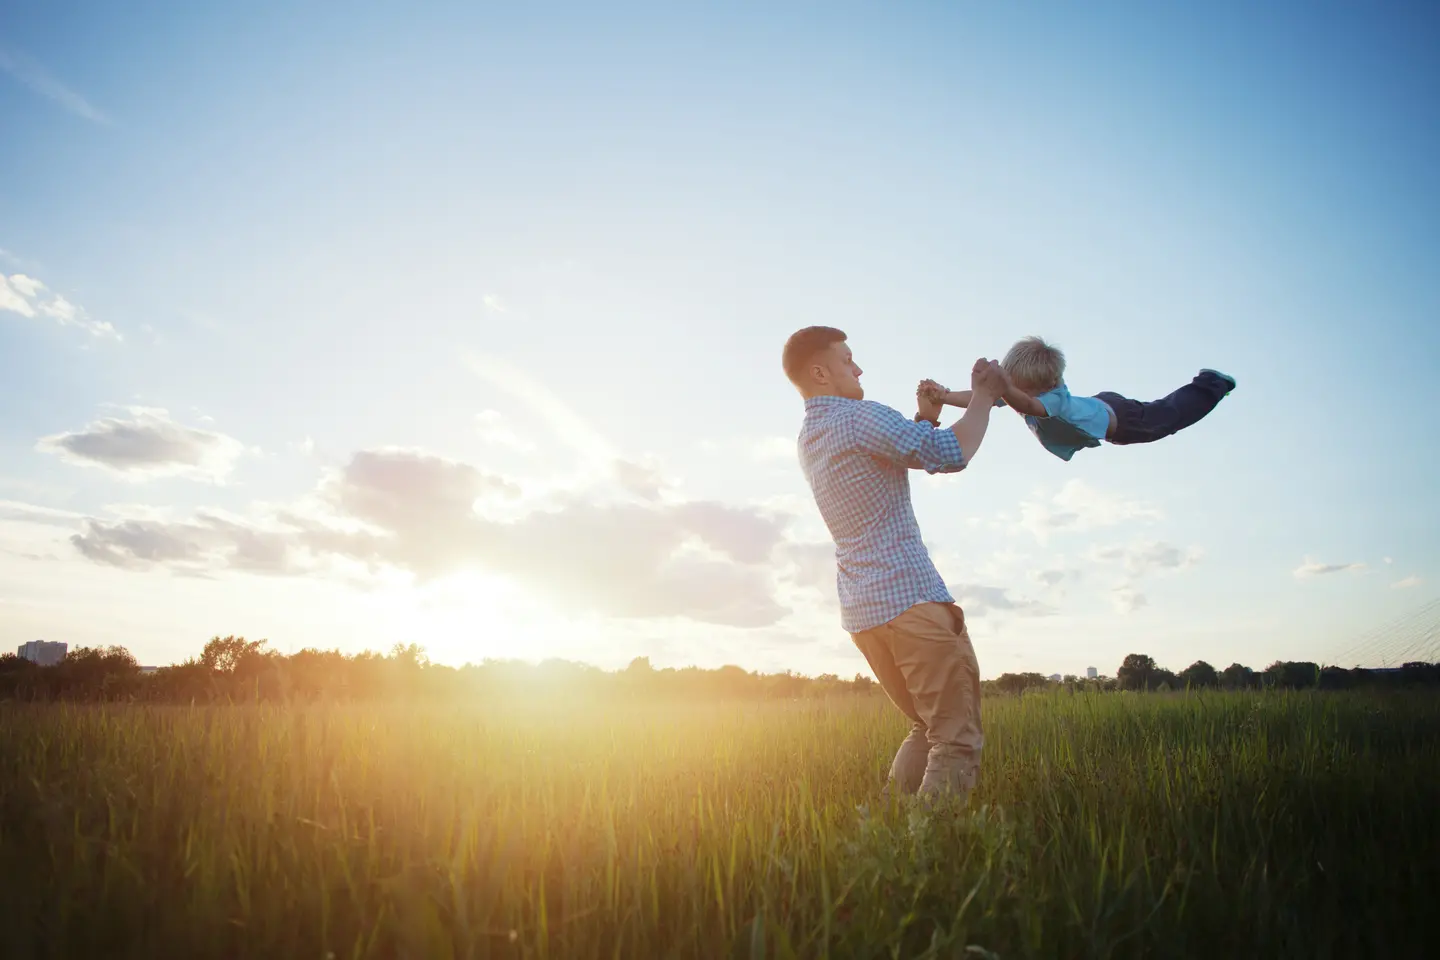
top-left (851, 624), bottom-right (929, 794)
top-left (1101, 370), bottom-right (1234, 445)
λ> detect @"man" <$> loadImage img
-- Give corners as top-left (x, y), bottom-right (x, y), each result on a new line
top-left (784, 326), bottom-right (1003, 798)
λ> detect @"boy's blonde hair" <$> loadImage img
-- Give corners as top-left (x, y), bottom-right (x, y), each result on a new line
top-left (1002, 336), bottom-right (1065, 393)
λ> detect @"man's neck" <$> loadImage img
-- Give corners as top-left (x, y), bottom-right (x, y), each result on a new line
top-left (802, 388), bottom-right (850, 402)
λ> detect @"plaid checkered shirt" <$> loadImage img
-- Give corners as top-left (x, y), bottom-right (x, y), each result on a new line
top-left (798, 396), bottom-right (966, 633)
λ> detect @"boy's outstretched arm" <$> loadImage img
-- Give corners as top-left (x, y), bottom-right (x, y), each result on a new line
top-left (915, 379), bottom-right (957, 407)
top-left (942, 388), bottom-right (974, 408)
top-left (997, 369), bottom-right (1048, 417)
top-left (917, 378), bottom-right (995, 409)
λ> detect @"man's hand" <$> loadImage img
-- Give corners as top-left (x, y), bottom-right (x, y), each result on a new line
top-left (917, 379), bottom-right (947, 405)
top-left (971, 359), bottom-right (1005, 399)
top-left (915, 379), bottom-right (944, 424)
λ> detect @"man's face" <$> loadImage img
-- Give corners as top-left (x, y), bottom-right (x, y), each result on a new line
top-left (818, 340), bottom-right (864, 400)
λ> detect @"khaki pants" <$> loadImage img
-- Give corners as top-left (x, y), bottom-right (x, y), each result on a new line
top-left (850, 601), bottom-right (984, 796)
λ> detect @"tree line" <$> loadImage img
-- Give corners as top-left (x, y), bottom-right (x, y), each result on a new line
top-left (2, 638), bottom-right (1436, 704)
top-left (989, 653), bottom-right (1440, 696)
top-left (0, 639), bottom-right (887, 704)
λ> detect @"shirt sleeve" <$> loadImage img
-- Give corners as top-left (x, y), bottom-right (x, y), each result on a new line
top-left (849, 402), bottom-right (966, 474)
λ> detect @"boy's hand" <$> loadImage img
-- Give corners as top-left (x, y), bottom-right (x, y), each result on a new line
top-left (996, 364), bottom-right (1019, 394)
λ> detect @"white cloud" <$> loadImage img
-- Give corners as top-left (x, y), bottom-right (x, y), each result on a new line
top-left (7, 274), bottom-right (43, 299)
top-left (482, 294), bottom-right (506, 312)
top-left (68, 447), bottom-right (796, 629)
top-left (0, 500), bottom-right (86, 526)
top-left (0, 46), bottom-right (111, 124)
top-left (1391, 576), bottom-right (1422, 590)
top-left (39, 296), bottom-right (77, 322)
top-left (1087, 540), bottom-right (1203, 578)
top-left (1, 271), bottom-right (118, 339)
top-left (37, 407), bottom-right (246, 482)
top-left (949, 583), bottom-right (1056, 619)
top-left (1032, 568), bottom-right (1077, 588)
top-left (1018, 480), bottom-right (1161, 543)
top-left (0, 275), bottom-right (37, 316)
top-left (1293, 558), bottom-right (1367, 579)
top-left (613, 457), bottom-right (667, 501)
top-left (1111, 585), bottom-right (1148, 615)
top-left (777, 541), bottom-right (835, 593)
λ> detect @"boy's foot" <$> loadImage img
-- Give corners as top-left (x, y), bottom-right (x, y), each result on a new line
top-left (1200, 369), bottom-right (1236, 395)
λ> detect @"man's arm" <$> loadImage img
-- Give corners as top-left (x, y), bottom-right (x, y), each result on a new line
top-left (947, 359), bottom-right (1005, 462)
top-left (855, 359), bottom-right (1005, 472)
top-left (851, 403), bottom-right (967, 474)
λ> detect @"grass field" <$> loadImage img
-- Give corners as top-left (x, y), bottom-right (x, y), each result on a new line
top-left (1, 691), bottom-right (1436, 959)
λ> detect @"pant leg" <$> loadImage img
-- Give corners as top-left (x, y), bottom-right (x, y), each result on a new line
top-left (1100, 371), bottom-right (1231, 445)
top-left (851, 624), bottom-right (930, 793)
top-left (882, 602), bottom-right (985, 796)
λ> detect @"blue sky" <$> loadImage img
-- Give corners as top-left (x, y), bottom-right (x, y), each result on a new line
top-left (2, 1), bottom-right (1437, 677)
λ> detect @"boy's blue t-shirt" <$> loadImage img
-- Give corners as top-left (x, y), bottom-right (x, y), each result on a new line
top-left (1006, 382), bottom-right (1112, 461)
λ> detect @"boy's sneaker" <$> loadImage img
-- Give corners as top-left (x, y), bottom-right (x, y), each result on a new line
top-left (1200, 369), bottom-right (1236, 395)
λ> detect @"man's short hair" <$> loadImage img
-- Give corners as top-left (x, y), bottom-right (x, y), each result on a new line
top-left (1001, 336), bottom-right (1065, 392)
top-left (782, 326), bottom-right (847, 386)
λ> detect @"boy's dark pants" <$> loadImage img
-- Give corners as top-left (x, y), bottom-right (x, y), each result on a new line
top-left (1096, 371), bottom-right (1231, 445)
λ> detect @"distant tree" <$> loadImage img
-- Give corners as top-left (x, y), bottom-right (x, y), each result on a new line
top-left (49, 645), bottom-right (141, 701)
top-left (1265, 660), bottom-right (1320, 690)
top-left (1118, 654), bottom-right (1158, 691)
top-left (389, 642), bottom-right (430, 669)
top-left (1220, 663), bottom-right (1255, 689)
top-left (765, 670), bottom-right (808, 699)
top-left (1320, 665), bottom-right (1362, 690)
top-left (993, 672), bottom-right (1049, 696)
top-left (1400, 661), bottom-right (1440, 685)
top-left (0, 653), bottom-right (37, 674)
top-left (1179, 660), bottom-right (1220, 689)
top-left (200, 636), bottom-right (269, 673)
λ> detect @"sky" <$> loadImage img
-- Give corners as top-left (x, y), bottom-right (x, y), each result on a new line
top-left (2, 1), bottom-right (1438, 678)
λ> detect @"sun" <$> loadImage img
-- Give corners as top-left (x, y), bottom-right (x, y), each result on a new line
top-left (366, 570), bottom-right (577, 666)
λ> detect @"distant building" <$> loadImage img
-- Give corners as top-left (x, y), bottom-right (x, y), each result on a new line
top-left (1086, 666), bottom-right (1098, 679)
top-left (139, 666), bottom-right (158, 675)
top-left (17, 640), bottom-right (67, 667)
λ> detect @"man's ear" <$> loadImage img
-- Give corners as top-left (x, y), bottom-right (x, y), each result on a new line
top-left (808, 362), bottom-right (829, 386)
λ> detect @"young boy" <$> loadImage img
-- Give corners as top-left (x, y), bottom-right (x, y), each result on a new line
top-left (919, 336), bottom-right (1235, 462)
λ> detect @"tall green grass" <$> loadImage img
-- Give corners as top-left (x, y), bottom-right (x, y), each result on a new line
top-left (1, 692), bottom-right (1435, 958)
